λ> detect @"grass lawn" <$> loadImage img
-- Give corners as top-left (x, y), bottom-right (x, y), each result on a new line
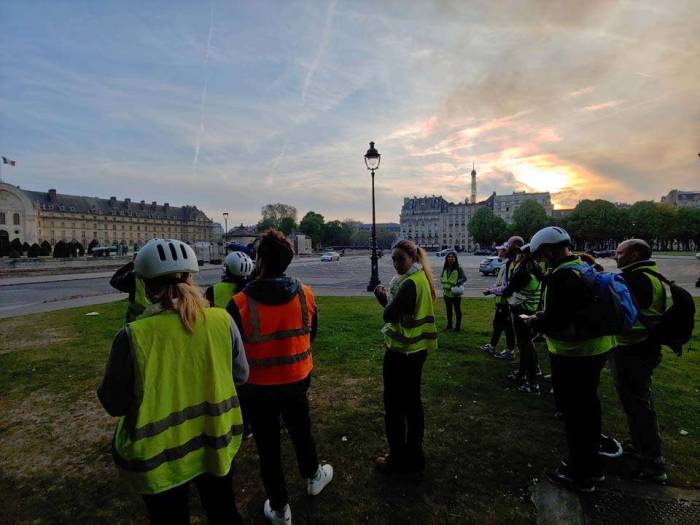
top-left (1, 297), bottom-right (699, 524)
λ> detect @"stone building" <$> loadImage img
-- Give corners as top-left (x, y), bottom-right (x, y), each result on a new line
top-left (399, 167), bottom-right (553, 251)
top-left (0, 182), bottom-right (213, 249)
top-left (661, 189), bottom-right (700, 208)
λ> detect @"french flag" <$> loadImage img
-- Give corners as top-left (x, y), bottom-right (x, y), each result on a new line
top-left (2, 156), bottom-right (16, 166)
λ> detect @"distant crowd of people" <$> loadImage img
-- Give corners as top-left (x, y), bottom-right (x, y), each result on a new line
top-left (98, 225), bottom-right (694, 523)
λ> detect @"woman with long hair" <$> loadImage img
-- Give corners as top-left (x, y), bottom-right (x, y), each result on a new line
top-left (373, 240), bottom-right (437, 475)
top-left (98, 239), bottom-right (249, 524)
top-left (440, 251), bottom-right (467, 331)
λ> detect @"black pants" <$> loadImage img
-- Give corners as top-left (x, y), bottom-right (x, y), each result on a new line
top-left (608, 342), bottom-right (663, 459)
top-left (490, 303), bottom-right (515, 349)
top-left (512, 308), bottom-right (539, 384)
top-left (383, 348), bottom-right (427, 471)
top-left (142, 470), bottom-right (242, 525)
top-left (550, 352), bottom-right (607, 481)
top-left (444, 296), bottom-right (462, 329)
top-left (240, 376), bottom-right (319, 511)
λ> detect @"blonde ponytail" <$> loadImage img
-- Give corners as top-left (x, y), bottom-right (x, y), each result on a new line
top-left (393, 240), bottom-right (437, 301)
top-left (146, 273), bottom-right (209, 334)
top-left (416, 246), bottom-right (437, 301)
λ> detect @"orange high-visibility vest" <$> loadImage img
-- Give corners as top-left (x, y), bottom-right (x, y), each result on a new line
top-left (233, 281), bottom-right (315, 385)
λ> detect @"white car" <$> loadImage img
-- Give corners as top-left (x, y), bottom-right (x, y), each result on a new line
top-left (320, 251), bottom-right (341, 262)
top-left (696, 253), bottom-right (700, 260)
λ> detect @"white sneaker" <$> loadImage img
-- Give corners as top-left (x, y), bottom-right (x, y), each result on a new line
top-left (264, 499), bottom-right (291, 525)
top-left (306, 463), bottom-right (333, 496)
top-left (480, 343), bottom-right (494, 354)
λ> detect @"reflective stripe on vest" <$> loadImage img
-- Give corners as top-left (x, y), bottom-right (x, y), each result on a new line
top-left (543, 257), bottom-right (614, 357)
top-left (213, 282), bottom-right (238, 309)
top-left (114, 308), bottom-right (242, 494)
top-left (617, 262), bottom-right (667, 345)
top-left (233, 281), bottom-right (315, 385)
top-left (441, 269), bottom-right (459, 297)
top-left (512, 264), bottom-right (541, 313)
top-left (383, 270), bottom-right (438, 353)
top-left (126, 277), bottom-right (151, 323)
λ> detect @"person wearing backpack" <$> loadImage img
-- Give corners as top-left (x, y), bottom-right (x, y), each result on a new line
top-left (524, 227), bottom-right (616, 493)
top-left (440, 251), bottom-right (466, 331)
top-left (612, 239), bottom-right (668, 482)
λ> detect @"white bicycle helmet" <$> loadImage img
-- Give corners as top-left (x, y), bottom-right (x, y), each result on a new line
top-left (224, 251), bottom-right (254, 277)
top-left (134, 239), bottom-right (199, 279)
top-left (529, 226), bottom-right (571, 254)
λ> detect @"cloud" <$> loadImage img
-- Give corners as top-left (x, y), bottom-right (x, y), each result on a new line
top-left (581, 99), bottom-right (625, 112)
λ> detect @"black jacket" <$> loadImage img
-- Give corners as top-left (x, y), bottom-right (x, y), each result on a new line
top-left (110, 261), bottom-right (136, 302)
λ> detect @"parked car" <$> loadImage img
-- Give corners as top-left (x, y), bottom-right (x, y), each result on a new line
top-left (436, 249), bottom-right (451, 257)
top-left (592, 249), bottom-right (615, 258)
top-left (479, 256), bottom-right (502, 276)
top-left (474, 249), bottom-right (492, 256)
top-left (320, 251), bottom-right (341, 262)
top-left (695, 253), bottom-right (700, 260)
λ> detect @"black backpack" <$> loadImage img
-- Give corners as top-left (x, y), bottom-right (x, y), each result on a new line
top-left (637, 269), bottom-right (696, 355)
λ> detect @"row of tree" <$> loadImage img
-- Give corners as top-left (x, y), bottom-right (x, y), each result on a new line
top-left (255, 203), bottom-right (398, 249)
top-left (0, 238), bottom-right (93, 258)
top-left (468, 199), bottom-right (700, 251)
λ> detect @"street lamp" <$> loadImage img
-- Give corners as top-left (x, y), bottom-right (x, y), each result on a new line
top-left (223, 212), bottom-right (229, 248)
top-left (365, 141), bottom-right (381, 292)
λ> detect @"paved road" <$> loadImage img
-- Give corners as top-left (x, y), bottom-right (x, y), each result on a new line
top-left (1, 255), bottom-right (698, 318)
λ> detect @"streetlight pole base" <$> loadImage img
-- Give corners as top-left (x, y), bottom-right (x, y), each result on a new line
top-left (366, 253), bottom-right (380, 292)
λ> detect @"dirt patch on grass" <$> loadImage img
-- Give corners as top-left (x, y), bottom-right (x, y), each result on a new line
top-left (0, 389), bottom-right (114, 482)
top-left (0, 320), bottom-right (74, 354)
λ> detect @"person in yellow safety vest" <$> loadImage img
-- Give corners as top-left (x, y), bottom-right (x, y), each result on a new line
top-left (501, 243), bottom-right (543, 393)
top-left (481, 243), bottom-right (516, 356)
top-left (523, 227), bottom-right (616, 494)
top-left (205, 251), bottom-right (254, 308)
top-left (373, 239), bottom-right (437, 476)
top-left (110, 257), bottom-right (152, 322)
top-left (440, 251), bottom-right (467, 331)
top-left (611, 239), bottom-right (668, 482)
top-left (226, 229), bottom-right (332, 525)
top-left (98, 238), bottom-right (249, 525)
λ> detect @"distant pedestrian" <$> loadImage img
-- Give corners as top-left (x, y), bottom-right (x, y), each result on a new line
top-left (440, 251), bottom-right (466, 331)
top-left (205, 251), bottom-right (254, 308)
top-left (110, 256), bottom-right (151, 322)
top-left (98, 238), bottom-right (248, 524)
top-left (373, 240), bottom-right (437, 475)
top-left (481, 244), bottom-right (515, 356)
top-left (227, 229), bottom-right (332, 524)
top-left (611, 239), bottom-right (668, 482)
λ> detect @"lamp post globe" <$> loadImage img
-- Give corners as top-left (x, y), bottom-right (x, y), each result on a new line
top-left (365, 141), bottom-right (381, 292)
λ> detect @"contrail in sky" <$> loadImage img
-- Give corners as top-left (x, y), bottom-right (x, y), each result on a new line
top-left (193, 3), bottom-right (215, 176)
top-left (301, 0), bottom-right (337, 105)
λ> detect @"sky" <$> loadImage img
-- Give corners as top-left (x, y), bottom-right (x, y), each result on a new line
top-left (1, 0), bottom-right (698, 225)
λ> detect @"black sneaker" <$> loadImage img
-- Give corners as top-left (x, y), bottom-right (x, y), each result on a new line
top-left (599, 434), bottom-right (623, 459)
top-left (517, 382), bottom-right (541, 394)
top-left (560, 457), bottom-right (605, 483)
top-left (545, 465), bottom-right (595, 493)
top-left (629, 457), bottom-right (668, 483)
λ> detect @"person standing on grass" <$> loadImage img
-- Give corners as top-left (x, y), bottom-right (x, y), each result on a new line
top-left (611, 239), bottom-right (668, 482)
top-left (373, 239), bottom-right (437, 475)
top-left (523, 227), bottom-right (616, 493)
top-left (205, 251), bottom-right (254, 308)
top-left (501, 243), bottom-right (543, 394)
top-left (98, 238), bottom-right (249, 525)
top-left (226, 229), bottom-right (331, 525)
top-left (481, 244), bottom-right (515, 356)
top-left (110, 255), bottom-right (151, 322)
top-left (487, 236), bottom-right (523, 360)
top-left (440, 251), bottom-right (466, 331)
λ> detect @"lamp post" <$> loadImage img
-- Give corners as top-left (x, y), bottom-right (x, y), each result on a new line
top-left (223, 212), bottom-right (229, 249)
top-left (365, 141), bottom-right (381, 292)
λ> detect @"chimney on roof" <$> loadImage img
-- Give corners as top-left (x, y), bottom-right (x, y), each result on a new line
top-left (151, 201), bottom-right (157, 209)
top-left (140, 200), bottom-right (145, 209)
top-left (110, 196), bottom-right (117, 207)
top-left (124, 198), bottom-right (131, 208)
top-left (48, 189), bottom-right (57, 203)
top-left (164, 203), bottom-right (170, 210)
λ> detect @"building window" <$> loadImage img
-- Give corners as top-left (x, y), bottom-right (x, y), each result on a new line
top-left (13, 213), bottom-right (20, 225)
top-left (0, 212), bottom-right (4, 224)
